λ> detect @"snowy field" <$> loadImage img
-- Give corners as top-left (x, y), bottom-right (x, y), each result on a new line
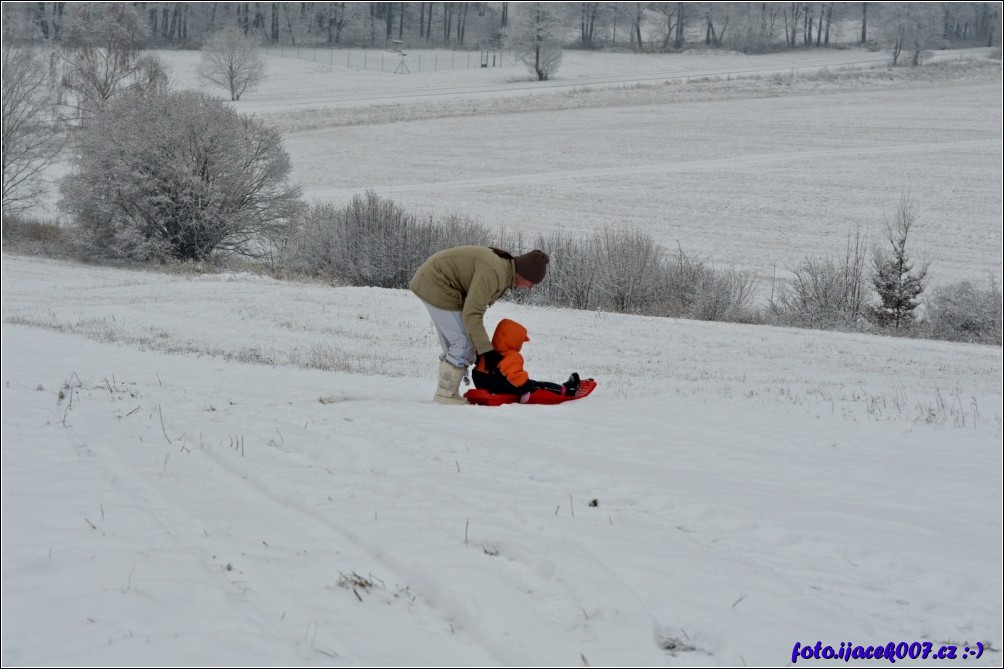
top-left (26, 47), bottom-right (1003, 290)
top-left (3, 47), bottom-right (1003, 666)
top-left (1, 254), bottom-right (1001, 666)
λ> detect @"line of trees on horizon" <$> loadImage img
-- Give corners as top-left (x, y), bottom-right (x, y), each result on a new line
top-left (4, 2), bottom-right (1000, 53)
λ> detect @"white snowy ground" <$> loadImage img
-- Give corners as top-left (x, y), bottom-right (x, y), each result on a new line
top-left (2, 255), bottom-right (1001, 666)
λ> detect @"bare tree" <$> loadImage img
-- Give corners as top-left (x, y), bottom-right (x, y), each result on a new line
top-left (630, 2), bottom-right (648, 49)
top-left (860, 1), bottom-right (868, 43)
top-left (652, 2), bottom-right (679, 49)
top-left (57, 4), bottom-right (167, 123)
top-left (200, 27), bottom-right (265, 101)
top-left (704, 2), bottom-right (732, 49)
top-left (579, 2), bottom-right (600, 48)
top-left (890, 3), bottom-right (940, 66)
top-left (2, 41), bottom-right (63, 214)
top-left (508, 2), bottom-right (563, 81)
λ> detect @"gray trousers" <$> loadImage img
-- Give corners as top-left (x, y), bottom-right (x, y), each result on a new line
top-left (421, 300), bottom-right (477, 369)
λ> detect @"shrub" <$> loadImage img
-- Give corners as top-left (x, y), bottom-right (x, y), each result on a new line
top-left (60, 90), bottom-right (302, 262)
top-left (654, 246), bottom-right (756, 322)
top-left (1, 214), bottom-right (67, 257)
top-left (280, 192), bottom-right (492, 287)
top-left (284, 193), bottom-right (757, 323)
top-left (594, 227), bottom-right (665, 313)
top-left (685, 264), bottom-right (758, 323)
top-left (769, 227), bottom-right (868, 329)
top-left (924, 279), bottom-right (1002, 346)
top-left (524, 230), bottom-right (601, 310)
top-left (515, 230), bottom-right (756, 322)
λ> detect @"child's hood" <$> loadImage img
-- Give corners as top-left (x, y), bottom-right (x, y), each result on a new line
top-left (491, 318), bottom-right (529, 353)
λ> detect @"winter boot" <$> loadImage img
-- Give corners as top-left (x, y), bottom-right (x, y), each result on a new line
top-left (434, 360), bottom-right (469, 405)
top-left (562, 372), bottom-right (581, 396)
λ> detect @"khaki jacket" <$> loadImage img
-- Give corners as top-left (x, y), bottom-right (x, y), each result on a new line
top-left (410, 246), bottom-right (516, 355)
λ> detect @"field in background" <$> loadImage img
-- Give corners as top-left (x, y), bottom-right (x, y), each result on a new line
top-left (25, 47), bottom-right (1001, 295)
top-left (176, 47), bottom-right (1002, 292)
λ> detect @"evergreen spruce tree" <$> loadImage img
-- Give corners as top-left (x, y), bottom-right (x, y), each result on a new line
top-left (869, 195), bottom-right (928, 329)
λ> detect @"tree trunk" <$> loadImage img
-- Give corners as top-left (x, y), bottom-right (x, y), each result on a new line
top-left (675, 1), bottom-right (685, 49)
top-left (804, 3), bottom-right (812, 47)
top-left (369, 3), bottom-right (376, 44)
top-left (35, 2), bottom-right (49, 39)
top-left (860, 2), bottom-right (867, 43)
top-left (456, 2), bottom-right (466, 43)
top-left (634, 4), bottom-right (643, 49)
top-left (823, 3), bottom-right (832, 45)
top-left (52, 2), bottom-right (64, 40)
top-left (282, 3), bottom-right (296, 44)
top-left (169, 4), bottom-right (179, 41)
top-left (660, 6), bottom-right (673, 48)
top-left (606, 3), bottom-right (614, 45)
top-left (588, 4), bottom-right (597, 46)
top-left (419, 2), bottom-right (425, 38)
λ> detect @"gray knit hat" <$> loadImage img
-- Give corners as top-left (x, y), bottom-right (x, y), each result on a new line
top-left (514, 250), bottom-right (549, 284)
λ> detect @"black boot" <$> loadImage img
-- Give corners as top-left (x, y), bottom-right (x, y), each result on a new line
top-left (563, 372), bottom-right (580, 395)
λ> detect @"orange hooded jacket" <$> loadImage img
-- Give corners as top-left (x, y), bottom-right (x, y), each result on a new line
top-left (473, 318), bottom-right (530, 389)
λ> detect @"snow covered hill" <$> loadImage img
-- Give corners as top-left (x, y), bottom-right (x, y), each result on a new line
top-left (2, 255), bottom-right (1000, 666)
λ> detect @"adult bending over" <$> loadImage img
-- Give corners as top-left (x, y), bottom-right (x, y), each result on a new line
top-left (409, 245), bottom-right (549, 404)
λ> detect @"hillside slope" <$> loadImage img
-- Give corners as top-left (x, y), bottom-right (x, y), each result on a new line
top-left (2, 255), bottom-right (1000, 665)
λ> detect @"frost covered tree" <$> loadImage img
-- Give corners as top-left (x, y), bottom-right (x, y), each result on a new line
top-left (889, 3), bottom-right (940, 66)
top-left (60, 91), bottom-right (302, 262)
top-left (2, 41), bottom-right (62, 213)
top-left (769, 227), bottom-right (868, 329)
top-left (508, 2), bottom-right (564, 81)
top-left (595, 228), bottom-right (665, 313)
top-left (56, 3), bottom-right (168, 122)
top-left (199, 27), bottom-right (265, 101)
top-left (869, 195), bottom-right (929, 330)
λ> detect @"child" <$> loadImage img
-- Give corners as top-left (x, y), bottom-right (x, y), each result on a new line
top-left (472, 318), bottom-right (580, 402)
